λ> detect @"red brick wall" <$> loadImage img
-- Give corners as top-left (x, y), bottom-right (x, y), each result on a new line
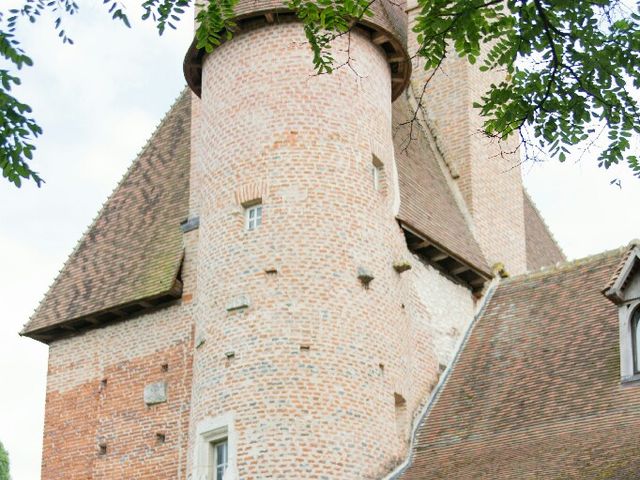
top-left (41, 305), bottom-right (193, 480)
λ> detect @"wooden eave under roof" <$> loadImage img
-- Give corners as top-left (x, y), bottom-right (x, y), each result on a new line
top-left (603, 242), bottom-right (640, 303)
top-left (23, 279), bottom-right (183, 343)
top-left (401, 223), bottom-right (492, 292)
top-left (183, 8), bottom-right (411, 101)
top-left (392, 96), bottom-right (493, 290)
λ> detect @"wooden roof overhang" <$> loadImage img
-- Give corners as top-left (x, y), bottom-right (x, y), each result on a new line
top-left (400, 222), bottom-right (493, 293)
top-left (21, 278), bottom-right (183, 344)
top-left (603, 244), bottom-right (640, 304)
top-left (183, 10), bottom-right (411, 101)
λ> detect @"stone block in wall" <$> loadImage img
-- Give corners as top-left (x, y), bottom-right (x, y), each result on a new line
top-left (144, 381), bottom-right (167, 405)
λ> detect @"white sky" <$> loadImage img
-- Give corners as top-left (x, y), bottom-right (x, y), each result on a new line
top-left (0, 4), bottom-right (638, 479)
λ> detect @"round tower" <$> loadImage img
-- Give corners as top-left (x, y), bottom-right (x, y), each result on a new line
top-left (185, 7), bottom-right (422, 479)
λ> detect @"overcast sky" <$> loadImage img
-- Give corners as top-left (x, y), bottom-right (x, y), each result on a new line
top-left (0, 3), bottom-right (638, 479)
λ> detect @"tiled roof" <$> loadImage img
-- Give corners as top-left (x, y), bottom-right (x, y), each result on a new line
top-left (394, 96), bottom-right (491, 277)
top-left (523, 191), bottom-right (565, 270)
top-left (398, 247), bottom-right (639, 479)
top-left (603, 241), bottom-right (640, 302)
top-left (21, 90), bottom-right (191, 341)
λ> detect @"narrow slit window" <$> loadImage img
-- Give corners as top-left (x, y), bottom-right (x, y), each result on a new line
top-left (372, 164), bottom-right (381, 190)
top-left (371, 155), bottom-right (384, 192)
top-left (245, 204), bottom-right (262, 231)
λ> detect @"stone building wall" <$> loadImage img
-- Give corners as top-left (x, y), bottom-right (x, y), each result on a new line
top-left (40, 229), bottom-right (199, 480)
top-left (406, 1), bottom-right (527, 276)
top-left (186, 20), bottom-right (476, 479)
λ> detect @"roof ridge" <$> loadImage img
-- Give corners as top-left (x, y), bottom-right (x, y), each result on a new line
top-left (22, 88), bottom-right (190, 334)
top-left (503, 240), bottom-right (636, 285)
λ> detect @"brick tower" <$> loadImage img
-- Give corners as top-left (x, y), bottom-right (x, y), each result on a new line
top-left (22, 2), bottom-right (565, 479)
top-left (182, 6), bottom-right (438, 479)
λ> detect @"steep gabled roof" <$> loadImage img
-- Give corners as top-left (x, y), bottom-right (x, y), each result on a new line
top-left (393, 96), bottom-right (491, 279)
top-left (603, 241), bottom-right (640, 303)
top-left (398, 246), bottom-right (640, 479)
top-left (523, 191), bottom-right (566, 270)
top-left (21, 90), bottom-right (191, 342)
top-left (22, 89), bottom-right (494, 341)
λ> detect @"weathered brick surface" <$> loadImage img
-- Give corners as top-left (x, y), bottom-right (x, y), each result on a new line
top-left (188, 21), bottom-right (476, 479)
top-left (41, 303), bottom-right (194, 480)
top-left (399, 250), bottom-right (640, 479)
top-left (406, 4), bottom-right (527, 276)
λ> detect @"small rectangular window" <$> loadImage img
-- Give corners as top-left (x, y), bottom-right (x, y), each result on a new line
top-left (209, 438), bottom-right (228, 480)
top-left (372, 165), bottom-right (380, 190)
top-left (371, 155), bottom-right (384, 192)
top-left (245, 204), bottom-right (262, 231)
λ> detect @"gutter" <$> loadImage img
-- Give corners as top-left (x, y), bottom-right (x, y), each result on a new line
top-left (381, 278), bottom-right (500, 480)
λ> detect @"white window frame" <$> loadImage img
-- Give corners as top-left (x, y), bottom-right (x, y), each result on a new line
top-left (633, 308), bottom-right (640, 374)
top-left (193, 413), bottom-right (237, 480)
top-left (372, 164), bottom-right (380, 190)
top-left (620, 300), bottom-right (640, 382)
top-left (245, 203), bottom-right (262, 231)
top-left (371, 155), bottom-right (384, 191)
top-left (209, 437), bottom-right (228, 480)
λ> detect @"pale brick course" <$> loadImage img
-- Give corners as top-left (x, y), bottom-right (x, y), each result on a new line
top-left (35, 7), bottom-right (547, 480)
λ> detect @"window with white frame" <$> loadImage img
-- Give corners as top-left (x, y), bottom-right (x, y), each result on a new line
top-left (194, 415), bottom-right (235, 480)
top-left (632, 307), bottom-right (640, 374)
top-left (245, 203), bottom-right (262, 231)
top-left (605, 248), bottom-right (640, 383)
top-left (371, 155), bottom-right (384, 192)
top-left (209, 438), bottom-right (228, 480)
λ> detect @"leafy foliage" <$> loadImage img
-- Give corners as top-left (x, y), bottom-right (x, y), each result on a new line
top-left (287, 0), bottom-right (374, 73)
top-left (306, 0), bottom-right (640, 177)
top-left (0, 0), bottom-right (129, 187)
top-left (0, 0), bottom-right (639, 187)
top-left (0, 441), bottom-right (9, 480)
top-left (408, 0), bottom-right (640, 177)
top-left (194, 0), bottom-right (237, 52)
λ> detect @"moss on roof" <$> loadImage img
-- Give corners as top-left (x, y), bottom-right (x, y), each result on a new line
top-left (21, 90), bottom-right (191, 341)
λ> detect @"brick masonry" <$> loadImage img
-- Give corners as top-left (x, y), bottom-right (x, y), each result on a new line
top-left (406, 2), bottom-right (527, 276)
top-left (41, 302), bottom-right (194, 479)
top-left (187, 21), bottom-right (476, 479)
top-left (35, 9), bottom-right (545, 480)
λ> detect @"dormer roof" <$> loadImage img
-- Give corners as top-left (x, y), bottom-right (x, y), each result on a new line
top-left (603, 241), bottom-right (640, 304)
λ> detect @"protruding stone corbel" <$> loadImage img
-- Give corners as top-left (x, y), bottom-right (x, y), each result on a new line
top-left (144, 381), bottom-right (167, 406)
top-left (393, 260), bottom-right (412, 273)
top-left (226, 295), bottom-right (250, 312)
top-left (357, 267), bottom-right (375, 287)
top-left (492, 262), bottom-right (509, 279)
